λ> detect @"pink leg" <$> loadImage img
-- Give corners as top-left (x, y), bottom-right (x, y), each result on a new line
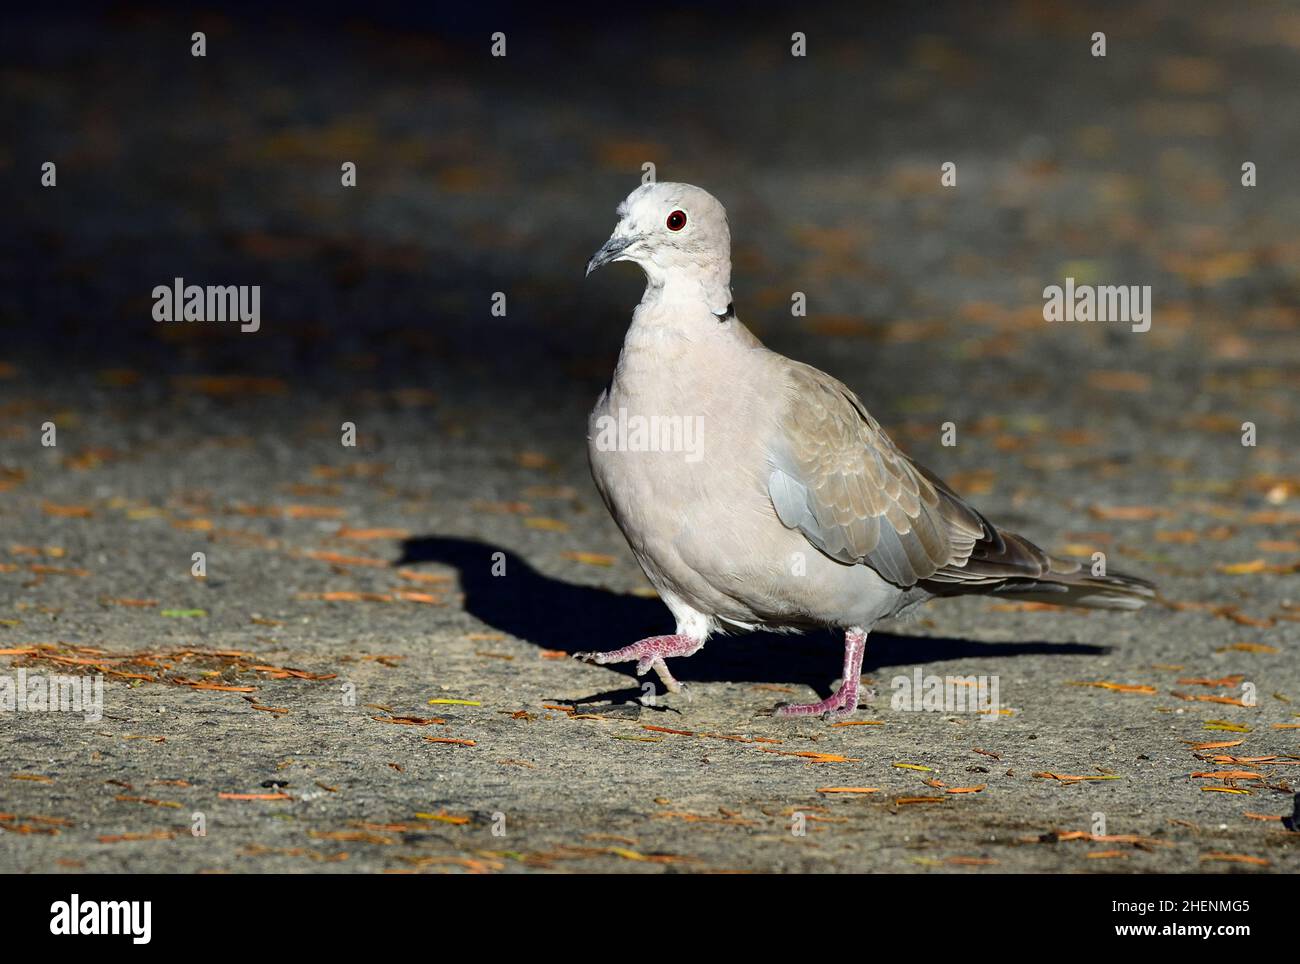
top-left (573, 634), bottom-right (703, 693)
top-left (774, 628), bottom-right (868, 719)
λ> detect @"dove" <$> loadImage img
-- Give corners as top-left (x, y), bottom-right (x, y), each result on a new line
top-left (576, 182), bottom-right (1154, 718)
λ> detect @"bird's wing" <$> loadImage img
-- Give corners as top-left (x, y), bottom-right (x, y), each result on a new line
top-left (767, 362), bottom-right (987, 586)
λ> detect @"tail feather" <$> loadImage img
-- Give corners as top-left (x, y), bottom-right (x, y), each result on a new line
top-left (908, 464), bottom-right (1156, 610)
top-left (987, 569), bottom-right (1156, 611)
top-left (919, 509), bottom-right (1156, 610)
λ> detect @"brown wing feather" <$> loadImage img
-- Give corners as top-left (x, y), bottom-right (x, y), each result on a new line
top-left (768, 363), bottom-right (1154, 604)
top-left (768, 363), bottom-right (984, 586)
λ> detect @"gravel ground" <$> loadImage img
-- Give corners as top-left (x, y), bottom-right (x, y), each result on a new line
top-left (1, 2), bottom-right (1298, 873)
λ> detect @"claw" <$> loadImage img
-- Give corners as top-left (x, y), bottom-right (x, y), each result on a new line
top-left (772, 694), bottom-right (857, 719)
top-left (650, 658), bottom-right (682, 693)
top-left (571, 634), bottom-right (702, 692)
top-left (772, 627), bottom-right (868, 721)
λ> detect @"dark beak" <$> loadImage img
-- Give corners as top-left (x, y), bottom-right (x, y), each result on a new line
top-left (585, 235), bottom-right (635, 277)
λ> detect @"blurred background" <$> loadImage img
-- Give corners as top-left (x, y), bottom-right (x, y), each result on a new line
top-left (0, 0), bottom-right (1296, 614)
top-left (2, 0), bottom-right (1300, 618)
top-left (3, 2), bottom-right (1296, 394)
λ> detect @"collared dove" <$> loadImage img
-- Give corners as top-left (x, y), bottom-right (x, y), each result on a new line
top-left (577, 182), bottom-right (1154, 718)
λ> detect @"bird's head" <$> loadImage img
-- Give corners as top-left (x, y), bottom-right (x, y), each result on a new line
top-left (586, 182), bottom-right (732, 311)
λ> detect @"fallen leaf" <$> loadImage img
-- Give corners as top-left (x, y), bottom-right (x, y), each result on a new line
top-left (413, 811), bottom-right (471, 825)
top-left (299, 550), bottom-right (387, 567)
top-left (1089, 504), bottom-right (1165, 521)
top-left (1217, 559), bottom-right (1293, 574)
top-left (371, 715), bottom-right (445, 726)
top-left (1072, 681), bottom-right (1157, 694)
top-left (1203, 721), bottom-right (1251, 733)
top-left (114, 795), bottom-right (183, 809)
top-left (524, 517), bottom-right (569, 532)
top-left (42, 503), bottom-right (93, 518)
top-left (1171, 692), bottom-right (1250, 707)
top-left (394, 591), bottom-right (443, 604)
top-left (561, 551), bottom-right (617, 566)
top-left (761, 749), bottom-right (859, 763)
top-left (297, 591), bottom-right (393, 602)
top-left (335, 526), bottom-right (410, 541)
top-left (218, 792), bottom-right (291, 801)
top-left (396, 569), bottom-right (452, 585)
top-left (308, 830), bottom-right (395, 844)
top-left (1199, 852), bottom-right (1269, 866)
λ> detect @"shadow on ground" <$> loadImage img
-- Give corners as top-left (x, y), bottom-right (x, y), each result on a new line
top-left (398, 535), bottom-right (1109, 698)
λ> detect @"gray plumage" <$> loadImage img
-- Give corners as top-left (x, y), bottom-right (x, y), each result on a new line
top-left (579, 182), bottom-right (1153, 716)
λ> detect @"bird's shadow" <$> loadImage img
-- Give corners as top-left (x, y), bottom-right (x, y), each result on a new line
top-left (397, 536), bottom-right (1108, 697)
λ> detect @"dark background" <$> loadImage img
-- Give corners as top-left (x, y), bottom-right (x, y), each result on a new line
top-left (4, 1), bottom-right (1296, 403)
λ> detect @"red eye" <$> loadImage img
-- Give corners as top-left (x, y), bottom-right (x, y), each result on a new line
top-left (666, 210), bottom-right (687, 231)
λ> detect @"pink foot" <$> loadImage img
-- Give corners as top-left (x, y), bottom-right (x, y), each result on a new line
top-left (774, 628), bottom-right (868, 719)
top-left (574, 634), bottom-right (703, 693)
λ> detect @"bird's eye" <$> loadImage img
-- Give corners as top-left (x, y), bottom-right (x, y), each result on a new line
top-left (666, 210), bottom-right (687, 231)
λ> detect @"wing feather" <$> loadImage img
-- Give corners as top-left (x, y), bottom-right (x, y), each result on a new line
top-left (768, 362), bottom-right (984, 586)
